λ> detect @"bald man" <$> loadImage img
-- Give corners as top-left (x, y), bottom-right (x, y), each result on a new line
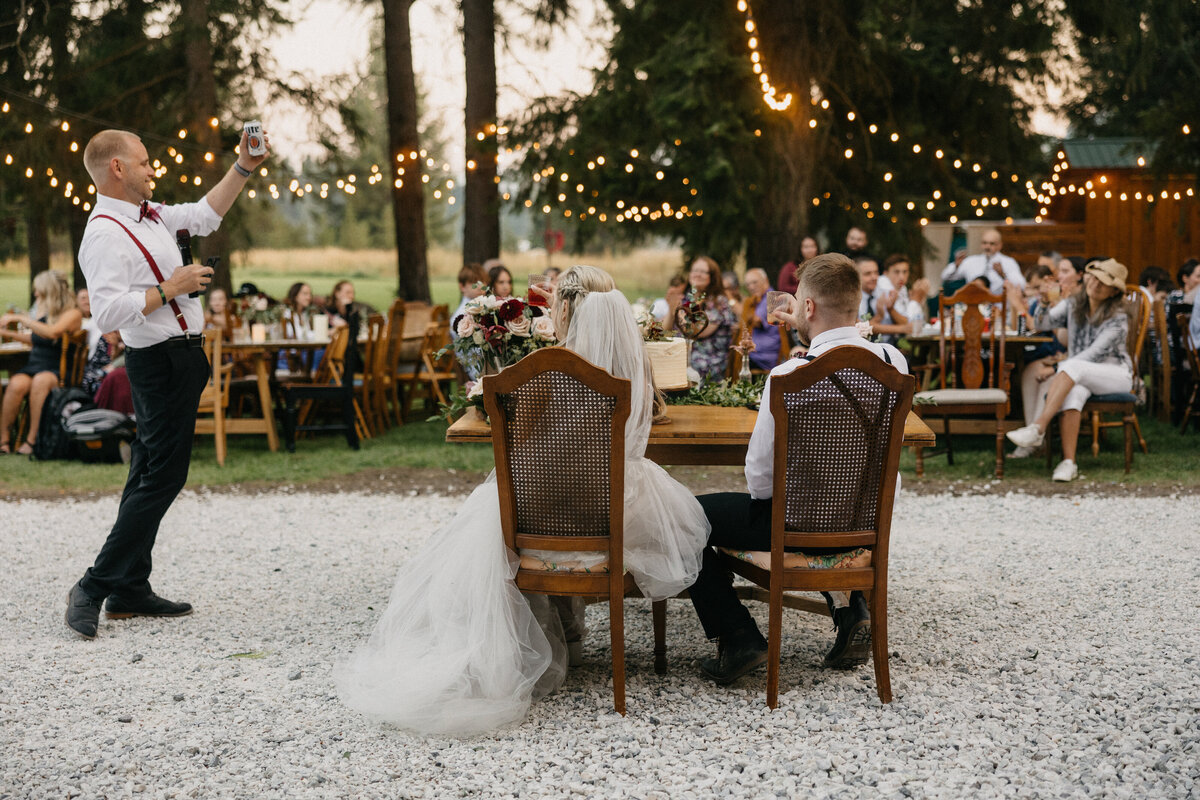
top-left (942, 228), bottom-right (1025, 293)
top-left (65, 127), bottom-right (269, 640)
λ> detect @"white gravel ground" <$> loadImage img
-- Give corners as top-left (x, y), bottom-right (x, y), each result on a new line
top-left (1, 488), bottom-right (1197, 799)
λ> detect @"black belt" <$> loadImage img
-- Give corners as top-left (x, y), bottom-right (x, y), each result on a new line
top-left (128, 333), bottom-right (206, 352)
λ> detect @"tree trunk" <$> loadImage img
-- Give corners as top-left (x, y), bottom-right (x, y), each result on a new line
top-left (180, 0), bottom-right (233, 297)
top-left (25, 208), bottom-right (50, 301)
top-left (382, 0), bottom-right (431, 302)
top-left (462, 0), bottom-right (500, 266)
top-left (67, 212), bottom-right (88, 290)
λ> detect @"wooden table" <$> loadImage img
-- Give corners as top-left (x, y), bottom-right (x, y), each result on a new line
top-left (446, 404), bottom-right (935, 466)
top-left (0, 341), bottom-right (31, 376)
top-left (222, 338), bottom-right (331, 451)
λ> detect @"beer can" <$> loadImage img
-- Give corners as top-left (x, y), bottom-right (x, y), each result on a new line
top-left (243, 120), bottom-right (267, 156)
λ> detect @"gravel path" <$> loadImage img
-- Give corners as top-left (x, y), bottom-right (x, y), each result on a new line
top-left (1, 489), bottom-right (1196, 799)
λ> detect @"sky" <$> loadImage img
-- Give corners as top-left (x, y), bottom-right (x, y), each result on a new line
top-left (267, 0), bottom-right (609, 167)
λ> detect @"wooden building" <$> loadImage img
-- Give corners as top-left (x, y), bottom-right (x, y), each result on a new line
top-left (1000, 138), bottom-right (1199, 282)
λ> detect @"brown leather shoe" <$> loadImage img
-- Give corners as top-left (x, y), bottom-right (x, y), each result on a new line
top-left (699, 628), bottom-right (768, 685)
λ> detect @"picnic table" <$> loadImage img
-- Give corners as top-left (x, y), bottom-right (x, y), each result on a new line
top-left (221, 337), bottom-right (331, 451)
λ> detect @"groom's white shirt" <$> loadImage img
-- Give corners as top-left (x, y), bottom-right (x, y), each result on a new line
top-left (744, 326), bottom-right (908, 500)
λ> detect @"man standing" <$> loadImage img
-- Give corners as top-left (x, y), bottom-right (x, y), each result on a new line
top-left (743, 268), bottom-right (780, 370)
top-left (839, 226), bottom-right (873, 262)
top-left (66, 127), bottom-right (270, 639)
top-left (687, 254), bottom-right (908, 683)
top-left (941, 228), bottom-right (1025, 293)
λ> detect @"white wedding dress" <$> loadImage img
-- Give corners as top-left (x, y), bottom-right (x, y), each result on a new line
top-left (335, 290), bottom-right (709, 736)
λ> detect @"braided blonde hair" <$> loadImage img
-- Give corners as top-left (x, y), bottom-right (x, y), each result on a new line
top-left (551, 264), bottom-right (616, 338)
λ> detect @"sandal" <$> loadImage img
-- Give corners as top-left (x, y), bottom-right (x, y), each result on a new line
top-left (0, 442), bottom-right (10, 455)
top-left (16, 439), bottom-right (34, 456)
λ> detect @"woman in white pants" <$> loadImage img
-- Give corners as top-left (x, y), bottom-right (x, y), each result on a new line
top-left (1007, 259), bottom-right (1132, 481)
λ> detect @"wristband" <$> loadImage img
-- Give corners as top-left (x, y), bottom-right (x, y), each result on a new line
top-left (156, 284), bottom-right (168, 305)
top-left (232, 162), bottom-right (252, 178)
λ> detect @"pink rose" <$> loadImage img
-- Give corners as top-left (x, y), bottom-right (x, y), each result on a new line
top-left (531, 315), bottom-right (556, 341)
top-left (856, 320), bottom-right (873, 339)
top-left (505, 314), bottom-right (531, 337)
top-left (456, 314), bottom-right (476, 339)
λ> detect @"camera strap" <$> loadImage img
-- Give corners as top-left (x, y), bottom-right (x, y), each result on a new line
top-left (95, 215), bottom-right (189, 333)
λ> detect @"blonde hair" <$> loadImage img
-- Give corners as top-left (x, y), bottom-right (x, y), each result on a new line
top-left (551, 264), bottom-right (616, 337)
top-left (83, 130), bottom-right (139, 184)
top-left (33, 270), bottom-right (75, 322)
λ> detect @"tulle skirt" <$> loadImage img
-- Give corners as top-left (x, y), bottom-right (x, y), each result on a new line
top-left (335, 464), bottom-right (708, 736)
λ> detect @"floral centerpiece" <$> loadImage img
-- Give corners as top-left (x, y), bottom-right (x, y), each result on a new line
top-left (236, 293), bottom-right (284, 327)
top-left (436, 292), bottom-right (557, 418)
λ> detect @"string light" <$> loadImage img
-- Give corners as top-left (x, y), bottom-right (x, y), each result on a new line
top-left (737, 0), bottom-right (792, 111)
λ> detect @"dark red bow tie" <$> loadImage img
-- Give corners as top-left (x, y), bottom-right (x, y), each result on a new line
top-left (138, 201), bottom-right (161, 223)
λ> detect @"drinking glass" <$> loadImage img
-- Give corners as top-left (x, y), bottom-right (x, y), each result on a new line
top-left (765, 291), bottom-right (794, 324)
top-left (527, 274), bottom-right (550, 307)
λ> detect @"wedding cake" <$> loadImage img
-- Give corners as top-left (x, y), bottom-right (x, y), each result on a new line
top-left (643, 338), bottom-right (689, 390)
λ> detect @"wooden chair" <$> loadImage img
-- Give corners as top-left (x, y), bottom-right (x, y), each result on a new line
top-left (483, 347), bottom-right (648, 716)
top-left (715, 346), bottom-right (915, 707)
top-left (1175, 313), bottom-right (1200, 433)
top-left (399, 321), bottom-right (457, 419)
top-left (194, 334), bottom-right (233, 465)
top-left (1149, 297), bottom-right (1172, 422)
top-left (281, 315), bottom-right (363, 452)
top-left (353, 313), bottom-right (387, 435)
top-left (58, 329), bottom-right (89, 388)
top-left (381, 299), bottom-right (407, 426)
top-left (913, 283), bottom-right (1010, 478)
top-left (1063, 286), bottom-right (1150, 472)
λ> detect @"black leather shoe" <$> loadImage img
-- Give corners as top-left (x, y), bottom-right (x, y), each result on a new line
top-left (823, 594), bottom-right (871, 669)
top-left (105, 593), bottom-right (193, 619)
top-left (699, 628), bottom-right (769, 685)
top-left (66, 583), bottom-right (103, 639)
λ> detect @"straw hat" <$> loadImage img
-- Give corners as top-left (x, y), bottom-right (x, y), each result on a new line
top-left (1085, 258), bottom-right (1128, 288)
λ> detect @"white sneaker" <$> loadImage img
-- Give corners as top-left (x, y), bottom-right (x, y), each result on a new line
top-left (1052, 459), bottom-right (1078, 482)
top-left (1010, 445), bottom-right (1035, 459)
top-left (1007, 424), bottom-right (1045, 449)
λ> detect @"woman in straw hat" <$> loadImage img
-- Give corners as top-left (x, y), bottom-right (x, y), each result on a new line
top-left (1006, 258), bottom-right (1133, 481)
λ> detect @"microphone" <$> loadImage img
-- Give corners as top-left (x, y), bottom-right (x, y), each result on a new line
top-left (176, 230), bottom-right (202, 299)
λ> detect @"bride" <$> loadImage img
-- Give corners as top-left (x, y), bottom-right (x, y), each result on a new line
top-left (336, 265), bottom-right (710, 735)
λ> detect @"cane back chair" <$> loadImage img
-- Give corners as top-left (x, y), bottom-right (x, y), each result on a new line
top-left (1176, 313), bottom-right (1200, 433)
top-left (715, 346), bottom-right (915, 707)
top-left (484, 347), bottom-right (653, 716)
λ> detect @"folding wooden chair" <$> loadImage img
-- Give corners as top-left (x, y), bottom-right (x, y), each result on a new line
top-left (194, 334), bottom-right (233, 465)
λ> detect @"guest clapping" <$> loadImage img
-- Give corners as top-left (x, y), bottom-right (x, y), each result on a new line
top-left (0, 270), bottom-right (83, 455)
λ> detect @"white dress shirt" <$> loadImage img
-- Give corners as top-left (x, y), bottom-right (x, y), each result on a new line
top-left (875, 274), bottom-right (925, 327)
top-left (857, 284), bottom-right (887, 319)
top-left (78, 194), bottom-right (223, 348)
top-left (744, 326), bottom-right (908, 499)
top-left (941, 253), bottom-right (1025, 294)
top-left (1191, 292), bottom-right (1200, 350)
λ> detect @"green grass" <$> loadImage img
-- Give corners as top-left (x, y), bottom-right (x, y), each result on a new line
top-left (898, 414), bottom-right (1200, 487)
top-left (0, 419), bottom-right (495, 494)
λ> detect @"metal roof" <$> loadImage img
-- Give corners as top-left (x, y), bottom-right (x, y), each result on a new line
top-left (1061, 138), bottom-right (1155, 169)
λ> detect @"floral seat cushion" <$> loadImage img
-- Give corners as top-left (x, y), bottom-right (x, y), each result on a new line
top-left (718, 546), bottom-right (871, 571)
top-left (518, 554), bottom-right (613, 573)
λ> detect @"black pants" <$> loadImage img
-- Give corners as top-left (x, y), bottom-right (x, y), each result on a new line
top-left (688, 492), bottom-right (846, 642)
top-left (79, 341), bottom-right (209, 600)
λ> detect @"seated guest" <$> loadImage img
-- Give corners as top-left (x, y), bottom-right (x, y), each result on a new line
top-left (1138, 266), bottom-right (1174, 304)
top-left (283, 282), bottom-right (320, 336)
top-left (721, 270), bottom-right (744, 317)
top-left (204, 287), bottom-right (233, 338)
top-left (743, 268), bottom-right (780, 369)
top-left (664, 256), bottom-right (738, 384)
top-left (650, 275), bottom-right (687, 321)
top-left (326, 279), bottom-right (374, 328)
top-left (451, 264), bottom-right (489, 341)
top-left (872, 254), bottom-right (929, 343)
top-left (1009, 265), bottom-right (1068, 451)
top-left (544, 266), bottom-right (562, 286)
top-left (487, 265), bottom-right (513, 299)
top-left (686, 253), bottom-right (908, 682)
top-left (83, 330), bottom-right (135, 416)
top-left (778, 236), bottom-right (820, 295)
top-left (76, 288), bottom-right (102, 359)
top-left (1058, 257), bottom-right (1085, 299)
top-left (1008, 259), bottom-right (1134, 481)
top-left (853, 255), bottom-right (885, 321)
top-left (0, 270), bottom-right (84, 454)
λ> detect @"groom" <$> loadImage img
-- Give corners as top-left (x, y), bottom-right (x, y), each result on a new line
top-left (687, 253), bottom-right (908, 684)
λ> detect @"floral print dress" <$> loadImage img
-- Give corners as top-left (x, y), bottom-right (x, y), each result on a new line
top-left (689, 295), bottom-right (737, 383)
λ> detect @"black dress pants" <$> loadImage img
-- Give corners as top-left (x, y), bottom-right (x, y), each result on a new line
top-left (79, 341), bottom-right (209, 600)
top-left (688, 492), bottom-right (845, 642)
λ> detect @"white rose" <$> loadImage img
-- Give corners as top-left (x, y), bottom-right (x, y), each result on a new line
top-left (505, 314), bottom-right (531, 337)
top-left (254, 296), bottom-right (270, 312)
top-left (465, 380), bottom-right (482, 399)
top-left (531, 315), bottom-right (557, 341)
top-left (472, 330), bottom-right (485, 345)
top-left (481, 294), bottom-right (503, 310)
top-left (456, 315), bottom-right (476, 339)
top-left (856, 320), bottom-right (873, 339)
